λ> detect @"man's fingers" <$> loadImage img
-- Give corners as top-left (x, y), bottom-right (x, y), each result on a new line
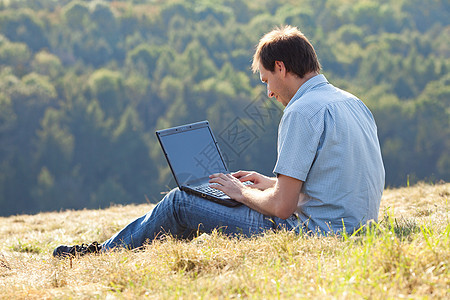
top-left (237, 172), bottom-right (260, 183)
top-left (239, 173), bottom-right (253, 181)
top-left (209, 172), bottom-right (229, 179)
top-left (231, 170), bottom-right (250, 178)
top-left (209, 183), bottom-right (224, 191)
top-left (209, 173), bottom-right (229, 185)
top-left (209, 173), bottom-right (241, 187)
top-left (209, 176), bottom-right (224, 184)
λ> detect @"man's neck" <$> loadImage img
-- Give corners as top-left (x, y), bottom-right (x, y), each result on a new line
top-left (285, 72), bottom-right (319, 103)
top-left (295, 72), bottom-right (319, 91)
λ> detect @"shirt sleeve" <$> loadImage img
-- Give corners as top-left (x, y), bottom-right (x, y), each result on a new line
top-left (273, 110), bottom-right (322, 181)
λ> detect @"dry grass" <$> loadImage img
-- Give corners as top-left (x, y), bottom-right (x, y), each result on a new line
top-left (0, 182), bottom-right (448, 299)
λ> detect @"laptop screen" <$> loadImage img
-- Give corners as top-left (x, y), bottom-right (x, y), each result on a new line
top-left (157, 122), bottom-right (228, 186)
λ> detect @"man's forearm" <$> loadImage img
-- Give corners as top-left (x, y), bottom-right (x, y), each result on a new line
top-left (209, 173), bottom-right (301, 219)
top-left (239, 175), bottom-right (302, 220)
top-left (239, 186), bottom-right (278, 216)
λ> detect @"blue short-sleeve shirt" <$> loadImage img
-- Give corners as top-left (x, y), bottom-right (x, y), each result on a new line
top-left (274, 74), bottom-right (385, 233)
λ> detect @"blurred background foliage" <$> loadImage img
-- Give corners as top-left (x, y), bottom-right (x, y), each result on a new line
top-left (0, 0), bottom-right (448, 215)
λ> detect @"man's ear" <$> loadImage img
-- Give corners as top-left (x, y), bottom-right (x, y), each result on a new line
top-left (274, 61), bottom-right (286, 76)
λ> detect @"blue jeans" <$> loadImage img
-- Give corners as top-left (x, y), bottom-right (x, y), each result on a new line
top-left (102, 188), bottom-right (300, 250)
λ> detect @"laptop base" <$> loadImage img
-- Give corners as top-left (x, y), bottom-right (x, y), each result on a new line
top-left (181, 186), bottom-right (242, 207)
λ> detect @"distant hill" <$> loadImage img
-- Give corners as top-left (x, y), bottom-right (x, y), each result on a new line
top-left (0, 0), bottom-right (448, 216)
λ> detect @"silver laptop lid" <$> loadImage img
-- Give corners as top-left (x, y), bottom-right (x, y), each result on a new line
top-left (156, 121), bottom-right (228, 187)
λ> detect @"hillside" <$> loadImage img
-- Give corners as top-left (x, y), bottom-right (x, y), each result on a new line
top-left (1, 0), bottom-right (449, 216)
top-left (0, 182), bottom-right (448, 299)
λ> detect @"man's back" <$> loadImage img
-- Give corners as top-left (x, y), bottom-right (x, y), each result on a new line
top-left (274, 75), bottom-right (385, 233)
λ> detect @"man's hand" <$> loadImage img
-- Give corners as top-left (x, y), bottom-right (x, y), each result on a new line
top-left (209, 172), bottom-right (303, 219)
top-left (208, 173), bottom-right (246, 202)
top-left (231, 170), bottom-right (276, 190)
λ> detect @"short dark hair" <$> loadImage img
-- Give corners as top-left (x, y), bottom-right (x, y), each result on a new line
top-left (252, 25), bottom-right (321, 78)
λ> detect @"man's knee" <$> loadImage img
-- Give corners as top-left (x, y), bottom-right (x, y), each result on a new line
top-left (163, 188), bottom-right (191, 210)
top-left (166, 187), bottom-right (189, 201)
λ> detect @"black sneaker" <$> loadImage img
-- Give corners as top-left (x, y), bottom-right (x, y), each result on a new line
top-left (53, 241), bottom-right (102, 258)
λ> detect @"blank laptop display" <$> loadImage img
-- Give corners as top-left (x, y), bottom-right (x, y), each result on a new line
top-left (156, 120), bottom-right (241, 207)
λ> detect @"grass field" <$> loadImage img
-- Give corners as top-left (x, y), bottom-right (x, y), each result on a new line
top-left (0, 182), bottom-right (448, 299)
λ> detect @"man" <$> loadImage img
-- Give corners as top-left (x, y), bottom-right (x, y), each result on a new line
top-left (53, 26), bottom-right (385, 257)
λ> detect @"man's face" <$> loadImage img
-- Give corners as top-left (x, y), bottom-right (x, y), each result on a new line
top-left (258, 62), bottom-right (291, 107)
top-left (259, 62), bottom-right (293, 106)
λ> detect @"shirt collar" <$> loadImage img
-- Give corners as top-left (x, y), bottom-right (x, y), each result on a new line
top-left (285, 74), bottom-right (329, 110)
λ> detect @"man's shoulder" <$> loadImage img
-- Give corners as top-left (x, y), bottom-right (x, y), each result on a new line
top-left (291, 84), bottom-right (363, 112)
top-left (285, 85), bottom-right (336, 119)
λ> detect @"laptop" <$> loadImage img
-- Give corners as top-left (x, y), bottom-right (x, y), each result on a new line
top-left (156, 120), bottom-right (242, 207)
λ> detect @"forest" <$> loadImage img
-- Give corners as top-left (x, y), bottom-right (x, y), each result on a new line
top-left (0, 0), bottom-right (448, 216)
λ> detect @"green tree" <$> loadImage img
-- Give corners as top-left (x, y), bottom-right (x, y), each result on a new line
top-left (89, 177), bottom-right (129, 208)
top-left (31, 51), bottom-right (63, 79)
top-left (0, 93), bottom-right (17, 214)
top-left (35, 108), bottom-right (74, 178)
top-left (111, 105), bottom-right (158, 203)
top-left (126, 44), bottom-right (162, 77)
top-left (0, 9), bottom-right (49, 51)
top-left (62, 1), bottom-right (90, 29)
top-left (0, 40), bottom-right (31, 76)
top-left (88, 69), bottom-right (125, 118)
top-left (413, 75), bottom-right (450, 181)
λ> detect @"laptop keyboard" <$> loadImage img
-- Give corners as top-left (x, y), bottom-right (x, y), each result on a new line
top-left (197, 183), bottom-right (227, 197)
top-left (196, 181), bottom-right (253, 198)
